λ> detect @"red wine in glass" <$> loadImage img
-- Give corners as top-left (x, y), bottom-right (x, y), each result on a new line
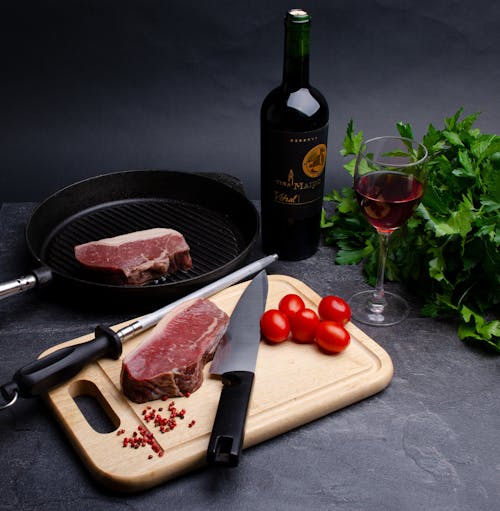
top-left (355, 171), bottom-right (424, 232)
top-left (348, 136), bottom-right (428, 327)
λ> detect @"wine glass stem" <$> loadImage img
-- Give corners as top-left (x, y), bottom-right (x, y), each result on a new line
top-left (371, 231), bottom-right (392, 311)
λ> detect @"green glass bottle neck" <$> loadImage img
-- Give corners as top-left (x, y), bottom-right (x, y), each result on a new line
top-left (282, 23), bottom-right (310, 91)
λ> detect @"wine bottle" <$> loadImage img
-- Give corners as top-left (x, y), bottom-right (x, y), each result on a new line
top-left (260, 8), bottom-right (329, 261)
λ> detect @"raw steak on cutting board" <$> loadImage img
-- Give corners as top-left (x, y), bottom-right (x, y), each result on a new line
top-left (74, 228), bottom-right (192, 285)
top-left (121, 298), bottom-right (229, 403)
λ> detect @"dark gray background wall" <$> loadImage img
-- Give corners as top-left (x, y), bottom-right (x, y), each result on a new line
top-left (1, 0), bottom-right (499, 202)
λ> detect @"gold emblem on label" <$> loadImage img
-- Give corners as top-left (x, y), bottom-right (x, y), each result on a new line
top-left (302, 144), bottom-right (327, 178)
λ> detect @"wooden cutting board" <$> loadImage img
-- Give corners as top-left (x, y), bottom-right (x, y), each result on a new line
top-left (42, 275), bottom-right (393, 492)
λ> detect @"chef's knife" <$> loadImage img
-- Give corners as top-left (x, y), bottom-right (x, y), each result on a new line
top-left (0, 255), bottom-right (277, 410)
top-left (207, 269), bottom-right (268, 467)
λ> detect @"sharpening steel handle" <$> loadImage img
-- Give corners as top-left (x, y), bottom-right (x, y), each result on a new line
top-left (11, 325), bottom-right (122, 398)
top-left (206, 371), bottom-right (255, 467)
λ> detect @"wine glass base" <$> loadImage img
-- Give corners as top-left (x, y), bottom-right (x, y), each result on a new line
top-left (349, 290), bottom-right (409, 327)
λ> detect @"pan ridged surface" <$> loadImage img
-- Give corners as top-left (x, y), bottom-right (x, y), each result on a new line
top-left (40, 199), bottom-right (244, 287)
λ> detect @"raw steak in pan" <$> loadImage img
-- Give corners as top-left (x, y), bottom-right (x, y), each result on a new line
top-left (121, 298), bottom-right (229, 403)
top-left (74, 228), bottom-right (192, 285)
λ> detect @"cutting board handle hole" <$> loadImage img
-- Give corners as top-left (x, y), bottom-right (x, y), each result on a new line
top-left (70, 380), bottom-right (120, 434)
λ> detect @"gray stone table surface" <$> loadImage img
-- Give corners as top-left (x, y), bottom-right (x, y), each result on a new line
top-left (0, 202), bottom-right (498, 511)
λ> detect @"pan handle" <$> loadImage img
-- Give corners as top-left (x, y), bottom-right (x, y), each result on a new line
top-left (0, 267), bottom-right (53, 301)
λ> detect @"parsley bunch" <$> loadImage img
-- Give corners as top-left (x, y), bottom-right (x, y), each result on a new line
top-left (321, 109), bottom-right (500, 352)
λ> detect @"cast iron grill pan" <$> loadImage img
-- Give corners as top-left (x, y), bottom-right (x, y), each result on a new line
top-left (19, 170), bottom-right (259, 304)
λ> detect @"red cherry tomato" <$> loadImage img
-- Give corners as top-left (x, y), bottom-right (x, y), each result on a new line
top-left (318, 295), bottom-right (351, 325)
top-left (315, 321), bottom-right (350, 354)
top-left (260, 309), bottom-right (290, 343)
top-left (290, 308), bottom-right (320, 343)
top-left (278, 294), bottom-right (305, 320)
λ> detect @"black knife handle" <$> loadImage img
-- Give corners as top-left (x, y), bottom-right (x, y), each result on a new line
top-left (11, 325), bottom-right (122, 398)
top-left (207, 371), bottom-right (255, 467)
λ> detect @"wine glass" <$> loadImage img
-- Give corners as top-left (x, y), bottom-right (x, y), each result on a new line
top-left (349, 136), bottom-right (428, 326)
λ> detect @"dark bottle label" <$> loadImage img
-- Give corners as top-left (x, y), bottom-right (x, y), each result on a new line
top-left (262, 124), bottom-right (328, 218)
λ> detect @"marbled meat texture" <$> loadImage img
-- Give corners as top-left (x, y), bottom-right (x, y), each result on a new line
top-left (121, 298), bottom-right (230, 403)
top-left (74, 228), bottom-right (192, 285)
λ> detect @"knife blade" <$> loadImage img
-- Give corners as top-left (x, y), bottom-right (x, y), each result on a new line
top-left (207, 269), bottom-right (268, 467)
